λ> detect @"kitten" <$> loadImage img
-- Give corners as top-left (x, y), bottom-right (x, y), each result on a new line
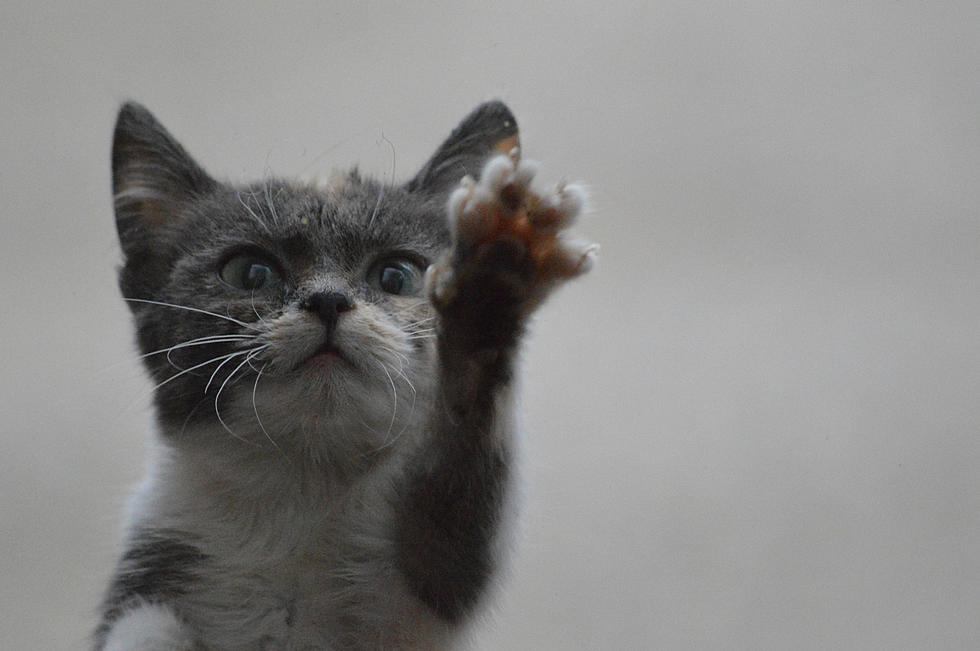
top-left (96, 100), bottom-right (596, 650)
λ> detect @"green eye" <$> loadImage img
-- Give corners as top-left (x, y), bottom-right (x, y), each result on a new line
top-left (371, 259), bottom-right (423, 296)
top-left (220, 253), bottom-right (281, 290)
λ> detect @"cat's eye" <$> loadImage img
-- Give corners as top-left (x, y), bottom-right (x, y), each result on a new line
top-left (370, 259), bottom-right (423, 296)
top-left (220, 253), bottom-right (282, 291)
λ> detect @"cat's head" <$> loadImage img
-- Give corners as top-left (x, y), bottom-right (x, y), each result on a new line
top-left (112, 101), bottom-right (518, 464)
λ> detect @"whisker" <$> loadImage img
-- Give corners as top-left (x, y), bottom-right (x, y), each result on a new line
top-left (380, 130), bottom-right (396, 190)
top-left (392, 375), bottom-right (419, 445)
top-left (164, 337), bottom-right (254, 371)
top-left (382, 346), bottom-right (411, 370)
top-left (403, 316), bottom-right (437, 328)
top-left (204, 348), bottom-right (252, 394)
top-left (376, 359), bottom-right (398, 439)
top-left (394, 300), bottom-right (431, 312)
top-left (236, 192), bottom-right (273, 235)
top-left (249, 290), bottom-right (269, 327)
top-left (158, 338), bottom-right (256, 371)
top-left (214, 347), bottom-right (269, 447)
top-left (250, 187), bottom-right (270, 221)
top-left (252, 362), bottom-right (284, 455)
top-left (367, 361), bottom-right (417, 457)
top-left (100, 335), bottom-right (255, 374)
top-left (150, 349), bottom-right (251, 392)
top-left (264, 182), bottom-right (281, 227)
top-left (211, 344), bottom-right (270, 394)
top-left (124, 298), bottom-right (259, 331)
top-left (138, 334), bottom-right (256, 360)
top-left (246, 353), bottom-right (264, 373)
top-left (391, 364), bottom-right (416, 396)
top-left (367, 183), bottom-right (385, 229)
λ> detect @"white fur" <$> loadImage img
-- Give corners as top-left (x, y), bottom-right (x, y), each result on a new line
top-left (102, 602), bottom-right (192, 651)
top-left (106, 292), bottom-right (513, 648)
top-left (118, 407), bottom-right (513, 649)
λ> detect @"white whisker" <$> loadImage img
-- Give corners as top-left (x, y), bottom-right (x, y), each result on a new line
top-left (397, 299), bottom-right (431, 308)
top-left (163, 337), bottom-right (257, 370)
top-left (391, 364), bottom-right (416, 397)
top-left (204, 348), bottom-right (253, 394)
top-left (124, 298), bottom-right (259, 331)
top-left (214, 347), bottom-right (269, 447)
top-left (138, 335), bottom-right (257, 363)
top-left (380, 130), bottom-right (396, 189)
top-left (376, 359), bottom-right (398, 439)
top-left (100, 335), bottom-right (255, 375)
top-left (150, 349), bottom-right (250, 392)
top-left (264, 182), bottom-right (281, 227)
top-left (403, 316), bottom-right (437, 328)
top-left (236, 192), bottom-right (273, 235)
top-left (252, 362), bottom-right (283, 454)
top-left (367, 183), bottom-right (385, 229)
top-left (367, 361), bottom-right (417, 457)
top-left (383, 348), bottom-right (412, 373)
top-left (249, 290), bottom-right (268, 326)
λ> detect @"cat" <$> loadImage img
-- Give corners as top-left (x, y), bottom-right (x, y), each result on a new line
top-left (96, 100), bottom-right (596, 650)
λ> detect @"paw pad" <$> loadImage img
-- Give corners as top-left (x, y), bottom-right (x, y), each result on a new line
top-left (430, 152), bottom-right (597, 312)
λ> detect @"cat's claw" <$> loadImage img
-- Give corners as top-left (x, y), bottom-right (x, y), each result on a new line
top-left (429, 153), bottom-right (597, 315)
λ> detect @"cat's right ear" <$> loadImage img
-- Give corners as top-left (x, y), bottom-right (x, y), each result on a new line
top-left (112, 102), bottom-right (216, 259)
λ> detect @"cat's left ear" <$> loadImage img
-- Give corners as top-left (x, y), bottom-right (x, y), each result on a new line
top-left (112, 102), bottom-right (217, 259)
top-left (406, 100), bottom-right (520, 195)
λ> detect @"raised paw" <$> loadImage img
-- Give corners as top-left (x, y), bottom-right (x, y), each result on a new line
top-left (428, 151), bottom-right (597, 316)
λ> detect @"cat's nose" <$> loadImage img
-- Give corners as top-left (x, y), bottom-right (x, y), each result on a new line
top-left (303, 291), bottom-right (354, 331)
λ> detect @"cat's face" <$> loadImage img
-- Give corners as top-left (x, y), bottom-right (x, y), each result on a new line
top-left (129, 177), bottom-right (446, 459)
top-left (112, 102), bottom-right (518, 463)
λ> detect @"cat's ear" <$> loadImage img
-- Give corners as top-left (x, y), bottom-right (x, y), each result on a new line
top-left (406, 101), bottom-right (520, 195)
top-left (112, 102), bottom-right (217, 259)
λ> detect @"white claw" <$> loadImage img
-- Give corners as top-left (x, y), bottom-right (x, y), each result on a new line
top-left (576, 246), bottom-right (598, 275)
top-left (480, 155), bottom-right (515, 190)
top-left (556, 183), bottom-right (587, 220)
top-left (426, 262), bottom-right (456, 303)
top-left (468, 186), bottom-right (493, 212)
top-left (513, 159), bottom-right (539, 188)
top-left (447, 186), bottom-right (470, 220)
top-left (560, 238), bottom-right (599, 276)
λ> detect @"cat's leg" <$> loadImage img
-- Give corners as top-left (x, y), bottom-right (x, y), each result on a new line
top-left (99, 601), bottom-right (195, 651)
top-left (393, 152), bottom-right (595, 623)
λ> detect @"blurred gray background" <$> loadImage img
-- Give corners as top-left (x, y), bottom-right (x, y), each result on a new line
top-left (3, 2), bottom-right (979, 649)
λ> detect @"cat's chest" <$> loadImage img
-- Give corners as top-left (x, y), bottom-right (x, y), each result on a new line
top-left (187, 543), bottom-right (371, 649)
top-left (185, 505), bottom-right (429, 649)
top-left (152, 450), bottom-right (439, 647)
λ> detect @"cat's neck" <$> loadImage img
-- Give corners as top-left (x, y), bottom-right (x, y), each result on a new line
top-left (138, 426), bottom-right (386, 537)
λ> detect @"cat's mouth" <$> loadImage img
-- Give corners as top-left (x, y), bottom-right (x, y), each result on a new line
top-left (304, 343), bottom-right (344, 368)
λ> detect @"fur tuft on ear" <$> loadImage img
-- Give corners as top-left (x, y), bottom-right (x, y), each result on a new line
top-left (112, 102), bottom-right (216, 259)
top-left (406, 101), bottom-right (520, 195)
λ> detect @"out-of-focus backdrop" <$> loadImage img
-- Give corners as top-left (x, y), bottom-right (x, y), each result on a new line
top-left (3, 3), bottom-right (979, 649)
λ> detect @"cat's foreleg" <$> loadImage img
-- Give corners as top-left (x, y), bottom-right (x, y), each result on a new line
top-left (393, 151), bottom-right (596, 623)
